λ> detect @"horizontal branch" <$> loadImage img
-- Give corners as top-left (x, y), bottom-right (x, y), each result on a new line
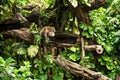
top-left (2, 28), bottom-right (34, 43)
top-left (84, 45), bottom-right (104, 54)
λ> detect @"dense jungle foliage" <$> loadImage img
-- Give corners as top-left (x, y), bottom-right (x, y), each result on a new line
top-left (0, 0), bottom-right (120, 80)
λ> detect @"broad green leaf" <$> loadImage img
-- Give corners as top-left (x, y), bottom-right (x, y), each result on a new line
top-left (106, 61), bottom-right (115, 70)
top-left (70, 47), bottom-right (77, 52)
top-left (105, 45), bottom-right (113, 53)
top-left (34, 34), bottom-right (41, 42)
top-left (100, 61), bottom-right (106, 66)
top-left (82, 31), bottom-right (88, 36)
top-left (98, 58), bottom-right (105, 65)
top-left (102, 55), bottom-right (111, 61)
top-left (106, 64), bottom-right (114, 70)
top-left (27, 45), bottom-right (39, 58)
top-left (69, 54), bottom-right (77, 61)
top-left (17, 47), bottom-right (26, 55)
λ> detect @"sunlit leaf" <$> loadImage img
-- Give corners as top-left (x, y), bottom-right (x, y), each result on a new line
top-left (17, 47), bottom-right (26, 55)
top-left (69, 54), bottom-right (77, 61)
top-left (105, 45), bottom-right (113, 53)
top-left (46, 55), bottom-right (53, 63)
top-left (70, 47), bottom-right (77, 52)
top-left (27, 45), bottom-right (39, 58)
top-left (106, 64), bottom-right (114, 70)
top-left (102, 55), bottom-right (111, 61)
top-left (69, 0), bottom-right (78, 7)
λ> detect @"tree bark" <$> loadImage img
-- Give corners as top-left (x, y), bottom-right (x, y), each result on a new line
top-left (54, 56), bottom-right (112, 80)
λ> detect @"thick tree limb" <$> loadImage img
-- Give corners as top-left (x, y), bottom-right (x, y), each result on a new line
top-left (54, 56), bottom-right (112, 80)
top-left (0, 18), bottom-right (22, 32)
top-left (2, 28), bottom-right (34, 43)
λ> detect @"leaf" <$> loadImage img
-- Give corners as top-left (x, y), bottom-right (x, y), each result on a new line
top-left (69, 0), bottom-right (78, 7)
top-left (83, 0), bottom-right (91, 6)
top-left (70, 47), bottom-right (77, 52)
top-left (5, 57), bottom-right (14, 66)
top-left (98, 58), bottom-right (105, 65)
top-left (53, 74), bottom-right (63, 80)
top-left (6, 46), bottom-right (11, 51)
top-left (106, 61), bottom-right (115, 70)
top-left (0, 56), bottom-right (5, 64)
top-left (106, 64), bottom-right (114, 70)
top-left (40, 74), bottom-right (47, 80)
top-left (69, 54), bottom-right (77, 61)
top-left (46, 55), bottom-right (53, 63)
top-left (17, 47), bottom-right (26, 55)
top-left (108, 72), bottom-right (116, 80)
top-left (105, 45), bottom-right (113, 53)
top-left (34, 34), bottom-right (41, 42)
top-left (102, 55), bottom-right (111, 61)
top-left (82, 31), bottom-right (87, 36)
top-left (27, 45), bottom-right (39, 58)
top-left (0, 66), bottom-right (4, 71)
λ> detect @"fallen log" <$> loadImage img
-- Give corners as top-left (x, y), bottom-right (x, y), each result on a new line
top-left (54, 56), bottom-right (111, 80)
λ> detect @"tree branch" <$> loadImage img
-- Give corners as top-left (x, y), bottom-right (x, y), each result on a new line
top-left (54, 56), bottom-right (112, 80)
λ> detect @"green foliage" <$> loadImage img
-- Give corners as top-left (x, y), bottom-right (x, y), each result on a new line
top-left (33, 55), bottom-right (64, 80)
top-left (0, 0), bottom-right (13, 20)
top-left (14, 61), bottom-right (32, 80)
top-left (0, 0), bottom-right (120, 80)
top-left (0, 56), bottom-right (15, 79)
top-left (27, 45), bottom-right (39, 58)
top-left (60, 47), bottom-right (80, 62)
top-left (78, 0), bottom-right (120, 79)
